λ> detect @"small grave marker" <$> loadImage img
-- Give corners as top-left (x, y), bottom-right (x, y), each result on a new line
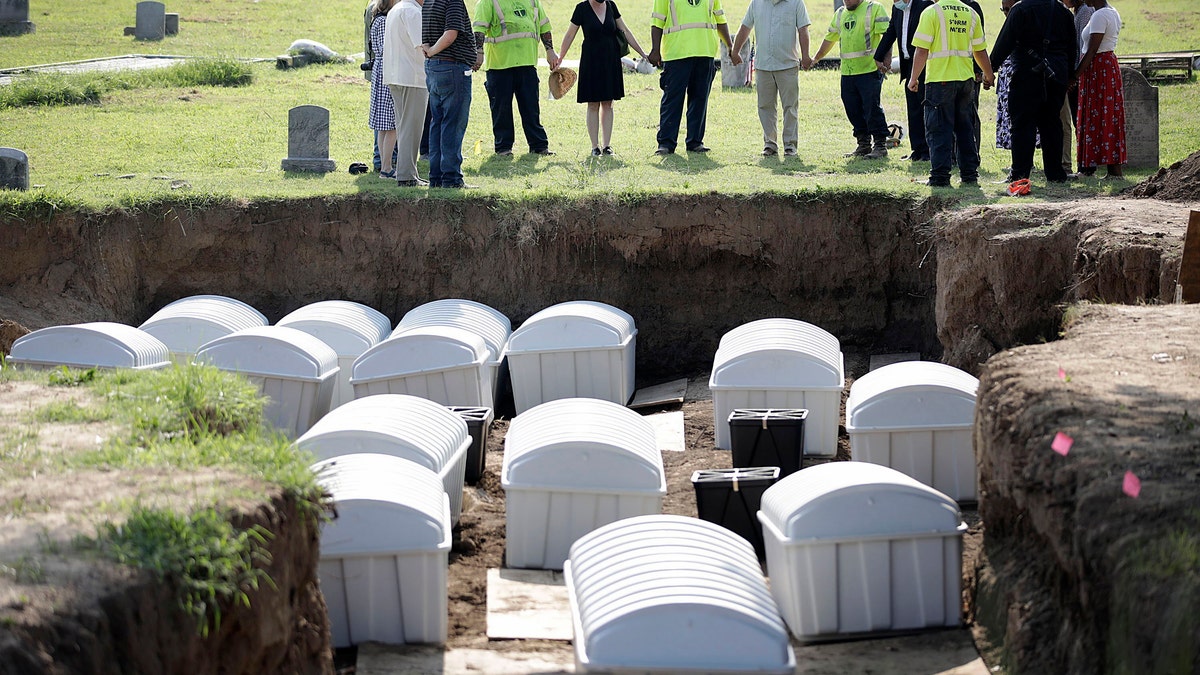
top-left (0, 0), bottom-right (35, 36)
top-left (134, 1), bottom-right (166, 41)
top-left (1121, 67), bottom-right (1159, 170)
top-left (281, 105), bottom-right (337, 173)
top-left (165, 12), bottom-right (179, 35)
top-left (0, 147), bottom-right (29, 191)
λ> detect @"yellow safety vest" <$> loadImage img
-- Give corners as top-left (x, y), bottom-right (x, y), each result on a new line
top-left (912, 0), bottom-right (984, 82)
top-left (825, 1), bottom-right (890, 76)
top-left (474, 0), bottom-right (550, 70)
top-left (651, 0), bottom-right (726, 61)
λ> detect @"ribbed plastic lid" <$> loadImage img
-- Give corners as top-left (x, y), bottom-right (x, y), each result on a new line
top-left (507, 301), bottom-right (635, 352)
top-left (396, 299), bottom-right (511, 361)
top-left (759, 462), bottom-right (961, 540)
top-left (351, 325), bottom-right (489, 383)
top-left (194, 326), bottom-right (339, 380)
top-left (276, 300), bottom-right (392, 358)
top-left (9, 322), bottom-right (171, 370)
top-left (846, 361), bottom-right (979, 430)
top-left (567, 515), bottom-right (792, 673)
top-left (312, 453), bottom-right (449, 554)
top-left (718, 318), bottom-right (839, 350)
top-left (710, 331), bottom-right (844, 388)
top-left (294, 394), bottom-right (469, 469)
top-left (502, 398), bottom-right (663, 492)
top-left (139, 295), bottom-right (268, 354)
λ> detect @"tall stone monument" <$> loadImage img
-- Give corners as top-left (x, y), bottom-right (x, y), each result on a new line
top-left (134, 1), bottom-right (166, 41)
top-left (0, 0), bottom-right (35, 36)
top-left (0, 148), bottom-right (30, 191)
top-left (1122, 67), bottom-right (1159, 171)
top-left (281, 105), bottom-right (337, 173)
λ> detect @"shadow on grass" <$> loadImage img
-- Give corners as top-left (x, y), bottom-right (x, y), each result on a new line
top-left (646, 152), bottom-right (724, 174)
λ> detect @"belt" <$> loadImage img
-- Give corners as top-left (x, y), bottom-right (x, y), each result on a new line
top-left (429, 56), bottom-right (461, 63)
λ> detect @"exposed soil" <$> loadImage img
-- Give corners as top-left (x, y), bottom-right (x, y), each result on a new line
top-left (1126, 148), bottom-right (1200, 201)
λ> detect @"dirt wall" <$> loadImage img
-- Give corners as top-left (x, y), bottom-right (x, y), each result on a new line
top-left (0, 193), bottom-right (944, 376)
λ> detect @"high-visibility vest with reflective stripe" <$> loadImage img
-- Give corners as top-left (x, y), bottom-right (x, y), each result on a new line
top-left (651, 0), bottom-right (727, 60)
top-left (911, 0), bottom-right (985, 82)
top-left (473, 0), bottom-right (551, 70)
top-left (824, 1), bottom-right (891, 76)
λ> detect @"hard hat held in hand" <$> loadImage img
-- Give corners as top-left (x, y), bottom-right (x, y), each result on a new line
top-left (548, 67), bottom-right (578, 100)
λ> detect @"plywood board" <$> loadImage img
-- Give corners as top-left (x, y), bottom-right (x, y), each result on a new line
top-left (647, 410), bottom-right (686, 452)
top-left (869, 352), bottom-right (921, 371)
top-left (485, 568), bottom-right (572, 641)
top-left (1181, 210), bottom-right (1200, 303)
top-left (629, 377), bottom-right (688, 409)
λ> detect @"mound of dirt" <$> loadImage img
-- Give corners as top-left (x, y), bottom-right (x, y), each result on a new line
top-left (0, 320), bottom-right (29, 355)
top-left (1126, 149), bottom-right (1200, 201)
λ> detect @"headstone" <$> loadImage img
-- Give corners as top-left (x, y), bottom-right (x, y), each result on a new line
top-left (0, 0), bottom-right (35, 36)
top-left (1121, 67), bottom-right (1159, 170)
top-left (281, 105), bottom-right (337, 173)
top-left (0, 148), bottom-right (30, 191)
top-left (720, 40), bottom-right (753, 88)
top-left (165, 12), bottom-right (178, 35)
top-left (134, 1), bottom-right (166, 41)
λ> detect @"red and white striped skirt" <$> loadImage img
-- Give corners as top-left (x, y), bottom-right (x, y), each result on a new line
top-left (1076, 51), bottom-right (1127, 168)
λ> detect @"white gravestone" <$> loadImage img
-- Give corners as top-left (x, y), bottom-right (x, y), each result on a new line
top-left (281, 105), bottom-right (337, 173)
top-left (135, 1), bottom-right (166, 40)
top-left (1121, 67), bottom-right (1159, 171)
top-left (0, 148), bottom-right (30, 191)
top-left (0, 0), bottom-right (35, 35)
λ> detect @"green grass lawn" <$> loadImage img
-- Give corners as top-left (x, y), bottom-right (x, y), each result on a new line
top-left (1, 0), bottom-right (1197, 208)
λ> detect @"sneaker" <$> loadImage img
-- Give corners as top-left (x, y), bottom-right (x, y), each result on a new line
top-left (591, 147), bottom-right (602, 156)
top-left (655, 145), bottom-right (674, 155)
top-left (379, 169), bottom-right (396, 179)
top-left (918, 178), bottom-right (952, 187)
top-left (397, 178), bottom-right (429, 187)
top-left (686, 144), bottom-right (710, 153)
top-left (761, 147), bottom-right (778, 157)
top-left (533, 148), bottom-right (555, 156)
top-left (783, 148), bottom-right (797, 157)
top-left (602, 146), bottom-right (614, 156)
top-left (496, 149), bottom-right (513, 156)
top-left (440, 182), bottom-right (477, 189)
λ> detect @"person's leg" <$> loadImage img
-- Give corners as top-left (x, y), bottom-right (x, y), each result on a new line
top-left (587, 102), bottom-right (601, 150)
top-left (1007, 74), bottom-right (1038, 181)
top-left (420, 102), bottom-right (432, 158)
top-left (923, 81), bottom-right (954, 186)
top-left (373, 130), bottom-right (382, 171)
top-left (485, 68), bottom-right (516, 153)
top-left (859, 71), bottom-right (889, 154)
top-left (906, 76), bottom-right (929, 159)
top-left (684, 56), bottom-right (716, 150)
top-left (442, 66), bottom-right (474, 185)
top-left (953, 79), bottom-right (980, 183)
top-left (378, 129), bottom-right (397, 174)
top-left (425, 62), bottom-right (447, 186)
top-left (757, 68), bottom-right (781, 153)
top-left (778, 66), bottom-right (800, 154)
top-left (1059, 98), bottom-right (1073, 174)
top-left (657, 60), bottom-right (688, 151)
top-left (600, 101), bottom-right (614, 149)
top-left (391, 84), bottom-right (426, 182)
top-left (841, 74), bottom-right (870, 153)
top-left (513, 65), bottom-right (550, 152)
top-left (1039, 80), bottom-right (1067, 182)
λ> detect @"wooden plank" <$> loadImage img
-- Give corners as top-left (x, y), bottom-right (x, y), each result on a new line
top-left (1181, 210), bottom-right (1200, 303)
top-left (629, 377), bottom-right (688, 409)
top-left (485, 568), bottom-right (572, 641)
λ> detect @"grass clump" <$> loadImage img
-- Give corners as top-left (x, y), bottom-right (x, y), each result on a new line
top-left (0, 58), bottom-right (252, 109)
top-left (91, 507), bottom-right (273, 636)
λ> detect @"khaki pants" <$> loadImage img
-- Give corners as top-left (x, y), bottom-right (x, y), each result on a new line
top-left (389, 84), bottom-right (430, 182)
top-left (757, 66), bottom-right (800, 153)
top-left (1059, 98), bottom-right (1073, 173)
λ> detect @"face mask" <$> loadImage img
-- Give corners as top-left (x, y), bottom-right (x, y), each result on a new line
top-left (894, 0), bottom-right (909, 9)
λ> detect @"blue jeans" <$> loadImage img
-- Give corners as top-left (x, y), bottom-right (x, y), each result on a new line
top-left (485, 66), bottom-right (548, 153)
top-left (924, 79), bottom-right (980, 185)
top-left (840, 71), bottom-right (888, 141)
top-left (657, 57), bottom-right (716, 151)
top-left (426, 59), bottom-right (473, 187)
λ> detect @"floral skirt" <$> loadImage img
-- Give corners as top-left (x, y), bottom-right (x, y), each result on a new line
top-left (1077, 52), bottom-right (1126, 168)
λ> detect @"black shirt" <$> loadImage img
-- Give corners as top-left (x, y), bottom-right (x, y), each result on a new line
top-left (989, 0), bottom-right (1077, 85)
top-left (422, 0), bottom-right (476, 65)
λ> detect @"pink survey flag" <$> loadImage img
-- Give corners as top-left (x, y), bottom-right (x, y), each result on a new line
top-left (1122, 471), bottom-right (1141, 498)
top-left (1057, 367), bottom-right (1067, 381)
top-left (1051, 432), bottom-right (1073, 456)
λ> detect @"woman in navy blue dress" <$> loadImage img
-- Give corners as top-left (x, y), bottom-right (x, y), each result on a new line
top-left (558, 0), bottom-right (646, 156)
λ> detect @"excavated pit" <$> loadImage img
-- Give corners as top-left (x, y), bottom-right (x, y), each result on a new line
top-left (1, 190), bottom-right (1196, 674)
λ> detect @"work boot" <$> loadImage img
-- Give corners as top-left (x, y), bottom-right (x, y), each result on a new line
top-left (844, 135), bottom-right (871, 158)
top-left (866, 137), bottom-right (889, 159)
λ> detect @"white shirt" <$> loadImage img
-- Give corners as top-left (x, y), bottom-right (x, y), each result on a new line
top-left (739, 0), bottom-right (811, 71)
top-left (899, 3), bottom-right (910, 60)
top-left (384, 0), bottom-right (426, 88)
top-left (1083, 5), bottom-right (1120, 54)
